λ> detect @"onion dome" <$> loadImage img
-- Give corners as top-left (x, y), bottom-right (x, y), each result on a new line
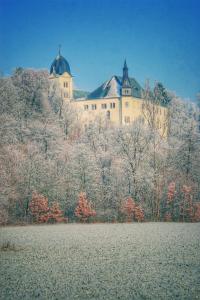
top-left (50, 48), bottom-right (71, 76)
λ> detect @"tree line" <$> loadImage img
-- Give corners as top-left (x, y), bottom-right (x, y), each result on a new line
top-left (0, 68), bottom-right (200, 224)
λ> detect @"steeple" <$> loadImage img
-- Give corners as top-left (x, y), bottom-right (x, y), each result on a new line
top-left (121, 60), bottom-right (132, 96)
top-left (58, 44), bottom-right (61, 57)
top-left (122, 60), bottom-right (131, 88)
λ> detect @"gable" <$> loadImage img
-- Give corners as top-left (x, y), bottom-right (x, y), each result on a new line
top-left (87, 75), bottom-right (143, 100)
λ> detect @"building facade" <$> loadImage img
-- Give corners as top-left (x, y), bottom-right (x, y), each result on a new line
top-left (49, 52), bottom-right (168, 134)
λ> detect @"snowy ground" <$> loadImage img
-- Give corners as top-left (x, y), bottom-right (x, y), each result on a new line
top-left (0, 223), bottom-right (200, 300)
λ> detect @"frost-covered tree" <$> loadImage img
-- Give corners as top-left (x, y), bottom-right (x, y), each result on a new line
top-left (153, 82), bottom-right (172, 106)
top-left (0, 68), bottom-right (200, 224)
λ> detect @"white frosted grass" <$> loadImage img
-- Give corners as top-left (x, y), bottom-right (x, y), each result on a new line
top-left (0, 223), bottom-right (200, 299)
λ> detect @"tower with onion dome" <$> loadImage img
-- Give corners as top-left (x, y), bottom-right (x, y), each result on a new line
top-left (49, 47), bottom-right (73, 100)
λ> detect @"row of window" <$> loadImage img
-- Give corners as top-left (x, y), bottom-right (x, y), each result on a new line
top-left (123, 89), bottom-right (131, 95)
top-left (84, 102), bottom-right (116, 111)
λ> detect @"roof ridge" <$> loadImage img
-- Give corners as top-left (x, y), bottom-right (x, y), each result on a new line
top-left (87, 74), bottom-right (143, 100)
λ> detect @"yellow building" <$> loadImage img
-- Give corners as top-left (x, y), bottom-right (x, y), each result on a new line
top-left (49, 52), bottom-right (168, 134)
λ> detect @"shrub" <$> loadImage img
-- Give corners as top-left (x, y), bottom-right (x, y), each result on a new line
top-left (134, 205), bottom-right (145, 222)
top-left (74, 192), bottom-right (96, 222)
top-left (192, 203), bottom-right (200, 222)
top-left (0, 241), bottom-right (17, 251)
top-left (121, 197), bottom-right (144, 222)
top-left (49, 202), bottom-right (67, 223)
top-left (0, 208), bottom-right (8, 225)
top-left (29, 192), bottom-right (50, 223)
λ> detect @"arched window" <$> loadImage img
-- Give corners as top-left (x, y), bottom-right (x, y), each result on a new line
top-left (106, 110), bottom-right (111, 120)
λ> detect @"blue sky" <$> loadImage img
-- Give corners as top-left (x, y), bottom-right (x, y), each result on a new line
top-left (0, 0), bottom-right (200, 100)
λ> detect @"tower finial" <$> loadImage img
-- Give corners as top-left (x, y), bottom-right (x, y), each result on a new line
top-left (124, 59), bottom-right (127, 69)
top-left (122, 59), bottom-right (131, 89)
top-left (58, 44), bottom-right (61, 56)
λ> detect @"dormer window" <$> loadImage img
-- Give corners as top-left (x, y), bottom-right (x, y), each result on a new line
top-left (64, 82), bottom-right (68, 88)
top-left (122, 88), bottom-right (131, 96)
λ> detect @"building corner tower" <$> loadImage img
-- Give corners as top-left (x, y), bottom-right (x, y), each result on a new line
top-left (49, 47), bottom-right (73, 100)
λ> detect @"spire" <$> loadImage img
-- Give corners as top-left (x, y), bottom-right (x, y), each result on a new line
top-left (124, 59), bottom-right (127, 69)
top-left (58, 44), bottom-right (61, 56)
top-left (122, 59), bottom-right (131, 88)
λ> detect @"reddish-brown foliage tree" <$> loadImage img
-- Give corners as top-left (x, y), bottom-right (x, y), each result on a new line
top-left (134, 205), bottom-right (145, 222)
top-left (192, 203), bottom-right (200, 222)
top-left (167, 182), bottom-right (176, 204)
top-left (164, 181), bottom-right (176, 221)
top-left (176, 185), bottom-right (200, 222)
top-left (180, 185), bottom-right (194, 222)
top-left (50, 202), bottom-right (66, 223)
top-left (121, 197), bottom-right (136, 222)
top-left (29, 192), bottom-right (50, 223)
top-left (121, 197), bottom-right (144, 222)
top-left (74, 192), bottom-right (96, 222)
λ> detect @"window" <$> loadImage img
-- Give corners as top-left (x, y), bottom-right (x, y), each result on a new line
top-left (110, 103), bottom-right (115, 109)
top-left (84, 105), bottom-right (89, 110)
top-left (63, 82), bottom-right (68, 88)
top-left (106, 111), bottom-right (111, 120)
top-left (101, 103), bottom-right (107, 109)
top-left (124, 116), bottom-right (130, 124)
top-left (64, 92), bottom-right (68, 98)
top-left (125, 102), bottom-right (129, 108)
top-left (92, 104), bottom-right (97, 110)
top-left (122, 88), bottom-right (131, 96)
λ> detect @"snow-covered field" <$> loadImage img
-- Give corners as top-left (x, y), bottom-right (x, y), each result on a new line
top-left (0, 223), bottom-right (200, 300)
